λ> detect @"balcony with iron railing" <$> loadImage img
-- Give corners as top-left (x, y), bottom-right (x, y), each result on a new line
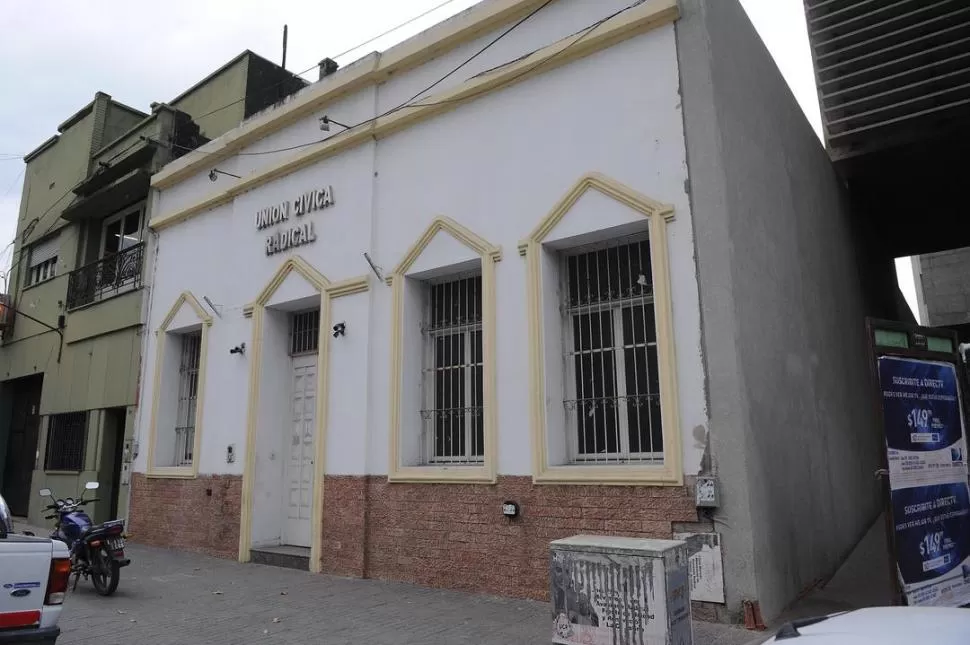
top-left (66, 243), bottom-right (145, 311)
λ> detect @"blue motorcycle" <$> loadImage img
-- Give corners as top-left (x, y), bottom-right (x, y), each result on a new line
top-left (39, 482), bottom-right (130, 596)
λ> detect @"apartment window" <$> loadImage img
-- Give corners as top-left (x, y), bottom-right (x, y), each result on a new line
top-left (102, 209), bottom-right (142, 256)
top-left (26, 235), bottom-right (59, 286)
top-left (420, 275), bottom-right (484, 464)
top-left (45, 412), bottom-right (87, 471)
top-left (561, 238), bottom-right (663, 464)
top-left (174, 332), bottom-right (202, 468)
top-left (290, 309), bottom-right (320, 355)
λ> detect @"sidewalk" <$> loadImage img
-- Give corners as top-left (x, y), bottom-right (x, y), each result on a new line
top-left (15, 519), bottom-right (755, 645)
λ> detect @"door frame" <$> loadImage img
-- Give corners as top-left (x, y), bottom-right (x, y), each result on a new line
top-left (238, 256), bottom-right (369, 573)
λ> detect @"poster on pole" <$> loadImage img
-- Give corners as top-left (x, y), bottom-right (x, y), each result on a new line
top-left (877, 356), bottom-right (970, 607)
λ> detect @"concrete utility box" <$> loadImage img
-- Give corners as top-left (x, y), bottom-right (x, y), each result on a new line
top-left (550, 535), bottom-right (692, 645)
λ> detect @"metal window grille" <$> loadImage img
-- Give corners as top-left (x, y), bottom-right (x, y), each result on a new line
top-left (174, 331), bottom-right (202, 467)
top-left (45, 412), bottom-right (88, 471)
top-left (561, 237), bottom-right (663, 464)
top-left (420, 274), bottom-right (484, 464)
top-left (290, 309), bottom-right (320, 355)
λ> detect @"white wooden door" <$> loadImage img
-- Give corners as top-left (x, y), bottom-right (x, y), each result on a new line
top-left (283, 355), bottom-right (316, 547)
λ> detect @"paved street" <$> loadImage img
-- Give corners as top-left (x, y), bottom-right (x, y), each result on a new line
top-left (27, 539), bottom-right (757, 645)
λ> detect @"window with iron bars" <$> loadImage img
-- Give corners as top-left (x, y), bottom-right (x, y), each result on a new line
top-left (45, 412), bottom-right (88, 471)
top-left (174, 331), bottom-right (202, 467)
top-left (561, 237), bottom-right (663, 464)
top-left (420, 274), bottom-right (484, 465)
top-left (290, 309), bottom-right (320, 355)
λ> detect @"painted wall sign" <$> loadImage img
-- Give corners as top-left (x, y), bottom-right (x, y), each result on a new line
top-left (255, 186), bottom-right (334, 255)
top-left (877, 356), bottom-right (970, 608)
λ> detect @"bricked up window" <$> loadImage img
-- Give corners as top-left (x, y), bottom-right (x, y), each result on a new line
top-left (45, 411), bottom-right (88, 471)
top-left (561, 237), bottom-right (663, 464)
top-left (420, 274), bottom-right (484, 464)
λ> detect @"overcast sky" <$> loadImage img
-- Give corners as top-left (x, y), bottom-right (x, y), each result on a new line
top-left (0, 0), bottom-right (919, 317)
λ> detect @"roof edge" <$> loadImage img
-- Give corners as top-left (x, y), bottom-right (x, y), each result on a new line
top-left (168, 49), bottom-right (305, 109)
top-left (152, 0), bottom-right (551, 190)
top-left (23, 134), bottom-right (60, 162)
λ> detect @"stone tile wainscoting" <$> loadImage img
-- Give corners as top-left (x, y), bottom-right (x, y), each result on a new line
top-left (325, 476), bottom-right (699, 601)
top-left (131, 474), bottom-right (705, 607)
top-left (128, 473), bottom-right (242, 559)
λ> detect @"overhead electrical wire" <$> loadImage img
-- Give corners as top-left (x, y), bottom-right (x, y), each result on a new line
top-left (170, 0), bottom-right (559, 159)
top-left (0, 2), bottom-right (474, 168)
top-left (408, 4), bottom-right (624, 109)
top-left (1, 1), bottom-right (478, 288)
top-left (188, 0), bottom-right (468, 125)
top-left (172, 0), bottom-right (643, 161)
top-left (5, 0), bottom-right (642, 288)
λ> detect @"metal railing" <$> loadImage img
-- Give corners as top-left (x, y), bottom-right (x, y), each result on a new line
top-left (66, 243), bottom-right (145, 310)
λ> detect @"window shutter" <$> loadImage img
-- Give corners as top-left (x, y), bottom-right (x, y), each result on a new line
top-left (29, 234), bottom-right (59, 267)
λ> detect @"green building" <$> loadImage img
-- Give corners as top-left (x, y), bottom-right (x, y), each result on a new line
top-left (0, 50), bottom-right (306, 526)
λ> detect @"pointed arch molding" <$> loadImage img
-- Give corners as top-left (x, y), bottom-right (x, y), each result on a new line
top-left (146, 291), bottom-right (214, 481)
top-left (517, 172), bottom-right (675, 256)
top-left (520, 172), bottom-right (684, 486)
top-left (238, 255), bottom-right (369, 573)
top-left (387, 216), bottom-right (501, 483)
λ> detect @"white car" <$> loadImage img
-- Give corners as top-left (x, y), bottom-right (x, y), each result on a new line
top-left (0, 493), bottom-right (71, 644)
top-left (764, 607), bottom-right (970, 644)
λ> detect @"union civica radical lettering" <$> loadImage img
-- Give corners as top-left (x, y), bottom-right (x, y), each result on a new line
top-left (254, 186), bottom-right (334, 256)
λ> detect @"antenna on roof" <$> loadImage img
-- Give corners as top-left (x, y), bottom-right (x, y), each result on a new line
top-left (282, 25), bottom-right (288, 70)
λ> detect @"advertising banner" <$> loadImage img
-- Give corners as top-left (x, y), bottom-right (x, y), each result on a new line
top-left (877, 356), bottom-right (970, 607)
top-left (890, 482), bottom-right (970, 607)
top-left (877, 356), bottom-right (966, 487)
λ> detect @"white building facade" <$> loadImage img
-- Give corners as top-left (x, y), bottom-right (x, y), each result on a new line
top-left (131, 0), bottom-right (887, 623)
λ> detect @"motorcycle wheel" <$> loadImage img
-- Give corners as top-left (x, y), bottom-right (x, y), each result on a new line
top-left (91, 552), bottom-right (120, 596)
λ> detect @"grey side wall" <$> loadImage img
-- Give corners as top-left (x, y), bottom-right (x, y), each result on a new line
top-left (676, 0), bottom-right (884, 620)
top-left (916, 248), bottom-right (970, 327)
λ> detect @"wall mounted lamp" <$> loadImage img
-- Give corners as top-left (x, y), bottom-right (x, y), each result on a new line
top-left (209, 168), bottom-right (241, 182)
top-left (332, 322), bottom-right (346, 338)
top-left (319, 115), bottom-right (351, 132)
top-left (229, 343), bottom-right (246, 355)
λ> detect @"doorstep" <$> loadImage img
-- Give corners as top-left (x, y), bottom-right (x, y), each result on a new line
top-left (250, 545), bottom-right (310, 571)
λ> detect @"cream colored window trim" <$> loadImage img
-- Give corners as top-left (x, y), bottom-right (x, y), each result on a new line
top-left (387, 217), bottom-right (501, 484)
top-left (519, 173), bottom-right (683, 486)
top-left (145, 291), bottom-right (213, 480)
top-left (237, 255), bottom-right (369, 574)
top-left (145, 467), bottom-right (196, 479)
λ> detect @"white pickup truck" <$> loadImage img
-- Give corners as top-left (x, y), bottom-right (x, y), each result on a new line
top-left (0, 494), bottom-right (71, 644)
